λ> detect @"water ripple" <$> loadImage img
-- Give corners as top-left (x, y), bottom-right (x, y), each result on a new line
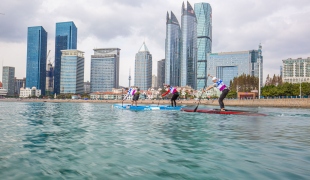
top-left (0, 102), bottom-right (310, 179)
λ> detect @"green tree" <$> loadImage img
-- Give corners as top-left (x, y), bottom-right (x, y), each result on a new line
top-left (227, 90), bottom-right (237, 98)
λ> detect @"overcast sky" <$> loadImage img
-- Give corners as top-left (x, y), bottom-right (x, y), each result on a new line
top-left (1, 0), bottom-right (309, 86)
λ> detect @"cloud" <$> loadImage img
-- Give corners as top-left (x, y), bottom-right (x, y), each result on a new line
top-left (0, 0), bottom-right (309, 86)
top-left (0, 0), bottom-right (43, 42)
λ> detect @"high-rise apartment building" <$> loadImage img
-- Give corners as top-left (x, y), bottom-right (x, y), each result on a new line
top-left (90, 48), bottom-right (120, 92)
top-left (2, 66), bottom-right (15, 96)
top-left (165, 11), bottom-right (181, 86)
top-left (60, 50), bottom-right (84, 94)
top-left (26, 26), bottom-right (47, 95)
top-left (181, 1), bottom-right (197, 89)
top-left (157, 59), bottom-right (165, 88)
top-left (207, 45), bottom-right (263, 86)
top-left (135, 42), bottom-right (152, 90)
top-left (282, 57), bottom-right (310, 83)
top-left (54, 21), bottom-right (77, 95)
top-left (194, 2), bottom-right (212, 90)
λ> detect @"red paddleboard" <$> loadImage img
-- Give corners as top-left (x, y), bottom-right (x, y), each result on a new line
top-left (181, 108), bottom-right (266, 116)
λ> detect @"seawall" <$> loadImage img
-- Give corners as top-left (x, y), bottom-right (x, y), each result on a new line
top-left (1, 98), bottom-right (310, 108)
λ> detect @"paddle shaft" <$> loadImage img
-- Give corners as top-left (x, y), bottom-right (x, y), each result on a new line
top-left (157, 98), bottom-right (161, 106)
top-left (194, 86), bottom-right (205, 112)
top-left (194, 76), bottom-right (209, 112)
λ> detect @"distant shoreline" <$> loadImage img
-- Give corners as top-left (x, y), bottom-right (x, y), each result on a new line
top-left (1, 98), bottom-right (310, 108)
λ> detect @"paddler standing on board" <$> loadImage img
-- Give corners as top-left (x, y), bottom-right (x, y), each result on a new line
top-left (123, 86), bottom-right (140, 106)
top-left (162, 85), bottom-right (179, 107)
top-left (204, 74), bottom-right (229, 111)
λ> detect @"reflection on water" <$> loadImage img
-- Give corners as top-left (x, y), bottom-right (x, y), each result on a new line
top-left (0, 102), bottom-right (310, 179)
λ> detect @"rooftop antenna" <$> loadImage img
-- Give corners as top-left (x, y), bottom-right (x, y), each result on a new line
top-left (128, 68), bottom-right (131, 87)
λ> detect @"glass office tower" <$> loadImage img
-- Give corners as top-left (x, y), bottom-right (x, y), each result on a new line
top-left (90, 48), bottom-right (120, 92)
top-left (60, 50), bottom-right (84, 94)
top-left (54, 21), bottom-right (77, 95)
top-left (194, 2), bottom-right (212, 90)
top-left (181, 1), bottom-right (197, 89)
top-left (135, 42), bottom-right (152, 90)
top-left (165, 11), bottom-right (181, 86)
top-left (26, 26), bottom-right (47, 95)
top-left (2, 66), bottom-right (15, 96)
top-left (207, 48), bottom-right (263, 86)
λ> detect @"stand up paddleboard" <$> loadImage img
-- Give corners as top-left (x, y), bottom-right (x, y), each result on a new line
top-left (181, 108), bottom-right (266, 116)
top-left (113, 104), bottom-right (184, 111)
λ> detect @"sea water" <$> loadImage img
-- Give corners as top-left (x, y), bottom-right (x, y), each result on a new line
top-left (0, 102), bottom-right (309, 179)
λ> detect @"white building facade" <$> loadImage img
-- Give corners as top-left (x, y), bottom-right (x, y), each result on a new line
top-left (282, 57), bottom-right (310, 83)
top-left (19, 87), bottom-right (41, 98)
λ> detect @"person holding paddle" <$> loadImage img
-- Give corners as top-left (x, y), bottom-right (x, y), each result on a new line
top-left (162, 85), bottom-right (179, 107)
top-left (123, 86), bottom-right (140, 106)
top-left (204, 74), bottom-right (229, 111)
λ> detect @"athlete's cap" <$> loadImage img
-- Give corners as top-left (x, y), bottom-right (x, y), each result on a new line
top-left (212, 77), bottom-right (217, 81)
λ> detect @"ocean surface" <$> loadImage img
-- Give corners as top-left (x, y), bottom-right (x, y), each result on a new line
top-left (0, 102), bottom-right (310, 180)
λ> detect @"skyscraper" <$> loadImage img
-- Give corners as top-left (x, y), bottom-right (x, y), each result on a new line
top-left (54, 21), bottom-right (77, 95)
top-left (135, 42), bottom-right (152, 90)
top-left (2, 66), bottom-right (15, 96)
top-left (26, 26), bottom-right (47, 95)
top-left (165, 11), bottom-right (181, 86)
top-left (14, 77), bottom-right (26, 96)
top-left (194, 2), bottom-right (212, 90)
top-left (157, 59), bottom-right (165, 88)
top-left (90, 48), bottom-right (120, 92)
top-left (60, 50), bottom-right (84, 94)
top-left (181, 1), bottom-right (197, 89)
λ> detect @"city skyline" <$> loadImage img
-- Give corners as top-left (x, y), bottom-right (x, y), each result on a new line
top-left (0, 0), bottom-right (309, 87)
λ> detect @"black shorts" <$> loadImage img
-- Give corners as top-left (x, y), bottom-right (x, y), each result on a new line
top-left (132, 94), bottom-right (139, 101)
top-left (171, 92), bottom-right (179, 101)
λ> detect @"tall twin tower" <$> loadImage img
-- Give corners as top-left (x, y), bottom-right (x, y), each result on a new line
top-left (165, 1), bottom-right (212, 90)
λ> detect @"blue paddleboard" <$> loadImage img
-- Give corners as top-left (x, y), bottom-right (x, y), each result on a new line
top-left (113, 104), bottom-right (183, 111)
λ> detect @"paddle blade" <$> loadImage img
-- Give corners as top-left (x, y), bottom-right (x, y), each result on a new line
top-left (193, 105), bottom-right (198, 112)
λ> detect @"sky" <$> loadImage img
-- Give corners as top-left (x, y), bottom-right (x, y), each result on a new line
top-left (0, 0), bottom-right (310, 87)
